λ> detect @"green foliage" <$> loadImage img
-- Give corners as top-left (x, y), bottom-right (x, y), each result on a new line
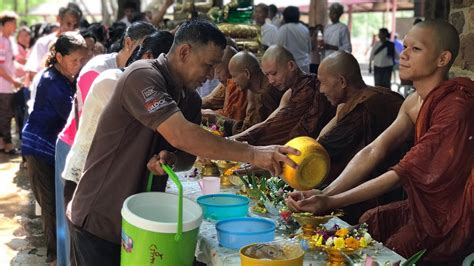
top-left (402, 249), bottom-right (427, 266)
top-left (0, 0), bottom-right (51, 25)
top-left (350, 11), bottom-right (415, 38)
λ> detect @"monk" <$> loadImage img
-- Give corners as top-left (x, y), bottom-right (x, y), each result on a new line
top-left (217, 51), bottom-right (285, 135)
top-left (201, 46), bottom-right (248, 122)
top-left (287, 20), bottom-right (474, 263)
top-left (232, 45), bottom-right (335, 145)
top-left (314, 51), bottom-right (407, 223)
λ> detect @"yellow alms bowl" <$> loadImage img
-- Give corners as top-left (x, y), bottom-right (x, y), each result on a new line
top-left (281, 136), bottom-right (330, 191)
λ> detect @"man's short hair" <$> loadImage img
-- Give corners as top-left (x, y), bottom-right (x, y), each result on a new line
top-left (330, 3), bottom-right (344, 17)
top-left (379, 28), bottom-right (390, 37)
top-left (58, 2), bottom-right (82, 20)
top-left (0, 11), bottom-right (19, 25)
top-left (282, 6), bottom-right (300, 24)
top-left (268, 4), bottom-right (278, 15)
top-left (173, 19), bottom-right (226, 50)
top-left (256, 3), bottom-right (269, 17)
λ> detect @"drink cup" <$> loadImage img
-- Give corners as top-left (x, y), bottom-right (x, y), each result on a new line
top-left (198, 176), bottom-right (220, 195)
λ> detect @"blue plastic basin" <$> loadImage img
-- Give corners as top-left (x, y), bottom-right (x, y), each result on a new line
top-left (216, 217), bottom-right (275, 249)
top-left (197, 194), bottom-right (249, 221)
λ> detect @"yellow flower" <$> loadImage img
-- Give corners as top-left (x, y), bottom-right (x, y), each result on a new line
top-left (311, 234), bottom-right (324, 247)
top-left (359, 237), bottom-right (367, 248)
top-left (335, 228), bottom-right (349, 237)
top-left (344, 237), bottom-right (360, 249)
top-left (334, 237), bottom-right (345, 249)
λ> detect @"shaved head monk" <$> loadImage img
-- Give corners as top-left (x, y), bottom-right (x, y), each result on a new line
top-left (232, 45), bottom-right (335, 145)
top-left (217, 51), bottom-right (285, 135)
top-left (202, 46), bottom-right (248, 122)
top-left (287, 20), bottom-right (474, 263)
top-left (312, 51), bottom-right (407, 223)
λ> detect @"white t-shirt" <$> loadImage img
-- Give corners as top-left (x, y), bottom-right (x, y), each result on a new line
top-left (370, 41), bottom-right (399, 68)
top-left (62, 69), bottom-right (123, 182)
top-left (261, 21), bottom-right (278, 47)
top-left (323, 22), bottom-right (352, 59)
top-left (25, 33), bottom-right (57, 73)
top-left (276, 23), bottom-right (311, 73)
top-left (0, 35), bottom-right (15, 93)
top-left (27, 68), bottom-right (46, 114)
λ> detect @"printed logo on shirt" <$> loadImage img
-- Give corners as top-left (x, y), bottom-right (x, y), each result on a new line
top-left (141, 86), bottom-right (157, 101)
top-left (144, 96), bottom-right (173, 113)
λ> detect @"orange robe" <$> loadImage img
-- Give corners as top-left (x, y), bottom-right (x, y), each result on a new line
top-left (360, 78), bottom-right (474, 264)
top-left (217, 79), bottom-right (247, 121)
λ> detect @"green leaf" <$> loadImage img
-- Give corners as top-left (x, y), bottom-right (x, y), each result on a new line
top-left (402, 249), bottom-right (426, 266)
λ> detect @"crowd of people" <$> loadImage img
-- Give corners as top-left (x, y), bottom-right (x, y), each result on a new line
top-left (0, 1), bottom-right (472, 265)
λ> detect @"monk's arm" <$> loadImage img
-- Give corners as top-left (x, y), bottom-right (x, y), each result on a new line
top-left (317, 104), bottom-right (344, 139)
top-left (323, 94), bottom-right (416, 196)
top-left (328, 170), bottom-right (401, 210)
top-left (231, 89), bottom-right (292, 141)
top-left (202, 83), bottom-right (226, 110)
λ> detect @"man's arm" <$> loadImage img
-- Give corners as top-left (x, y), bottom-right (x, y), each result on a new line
top-left (0, 66), bottom-right (21, 88)
top-left (151, 0), bottom-right (174, 26)
top-left (157, 111), bottom-right (299, 175)
top-left (322, 94), bottom-right (416, 196)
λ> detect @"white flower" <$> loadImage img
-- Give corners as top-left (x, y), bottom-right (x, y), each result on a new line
top-left (326, 237), bottom-right (335, 246)
top-left (363, 232), bottom-right (372, 244)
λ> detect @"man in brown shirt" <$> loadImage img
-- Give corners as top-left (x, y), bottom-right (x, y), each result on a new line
top-left (232, 45), bottom-right (335, 145)
top-left (68, 21), bottom-right (298, 265)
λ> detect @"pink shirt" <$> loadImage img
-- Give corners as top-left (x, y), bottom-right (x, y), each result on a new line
top-left (0, 35), bottom-right (15, 93)
top-left (58, 53), bottom-right (118, 145)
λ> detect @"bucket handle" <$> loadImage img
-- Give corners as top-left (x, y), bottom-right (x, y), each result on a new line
top-left (146, 164), bottom-right (183, 241)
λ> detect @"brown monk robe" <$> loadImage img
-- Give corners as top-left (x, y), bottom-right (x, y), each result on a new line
top-left (202, 46), bottom-right (248, 122)
top-left (362, 78), bottom-right (474, 263)
top-left (316, 51), bottom-right (408, 224)
top-left (286, 21), bottom-right (473, 264)
top-left (224, 51), bottom-right (285, 135)
top-left (232, 45), bottom-right (335, 145)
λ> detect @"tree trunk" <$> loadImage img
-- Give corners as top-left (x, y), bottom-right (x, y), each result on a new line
top-left (102, 0), bottom-right (112, 25)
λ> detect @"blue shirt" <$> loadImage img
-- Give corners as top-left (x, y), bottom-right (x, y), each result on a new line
top-left (22, 66), bottom-right (75, 165)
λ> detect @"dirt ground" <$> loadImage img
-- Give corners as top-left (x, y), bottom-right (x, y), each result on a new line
top-left (0, 151), bottom-right (49, 265)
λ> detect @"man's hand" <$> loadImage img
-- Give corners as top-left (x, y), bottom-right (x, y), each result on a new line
top-left (286, 191), bottom-right (331, 215)
top-left (201, 109), bottom-right (217, 124)
top-left (251, 145), bottom-right (300, 176)
top-left (233, 164), bottom-right (271, 177)
top-left (147, 150), bottom-right (177, 175)
top-left (13, 79), bottom-right (22, 89)
top-left (286, 189), bottom-right (321, 202)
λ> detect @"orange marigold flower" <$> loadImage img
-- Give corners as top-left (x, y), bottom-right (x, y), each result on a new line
top-left (344, 237), bottom-right (360, 249)
top-left (335, 228), bottom-right (349, 237)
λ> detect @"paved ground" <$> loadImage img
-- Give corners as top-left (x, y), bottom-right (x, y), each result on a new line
top-left (0, 136), bottom-right (49, 265)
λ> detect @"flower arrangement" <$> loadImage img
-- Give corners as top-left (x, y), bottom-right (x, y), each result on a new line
top-left (302, 223), bottom-right (372, 251)
top-left (201, 118), bottom-right (225, 136)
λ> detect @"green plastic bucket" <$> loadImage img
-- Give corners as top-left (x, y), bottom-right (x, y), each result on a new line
top-left (120, 192), bottom-right (202, 265)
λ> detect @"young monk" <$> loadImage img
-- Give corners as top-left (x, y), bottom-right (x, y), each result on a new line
top-left (287, 20), bottom-right (474, 263)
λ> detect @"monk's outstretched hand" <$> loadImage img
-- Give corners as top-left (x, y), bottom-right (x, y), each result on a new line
top-left (286, 190), bottom-right (330, 215)
top-left (251, 145), bottom-right (300, 176)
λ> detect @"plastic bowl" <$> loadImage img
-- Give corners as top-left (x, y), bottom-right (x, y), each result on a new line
top-left (196, 194), bottom-right (249, 221)
top-left (216, 217), bottom-right (275, 249)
